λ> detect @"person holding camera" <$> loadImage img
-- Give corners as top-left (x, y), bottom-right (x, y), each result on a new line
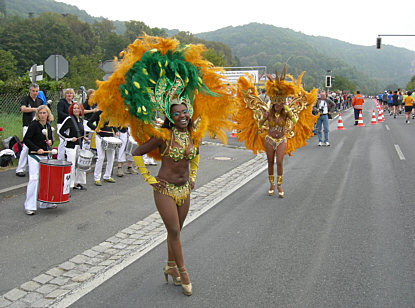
top-left (315, 92), bottom-right (335, 146)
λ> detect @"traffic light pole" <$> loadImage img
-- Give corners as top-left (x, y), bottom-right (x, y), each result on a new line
top-left (376, 34), bottom-right (415, 49)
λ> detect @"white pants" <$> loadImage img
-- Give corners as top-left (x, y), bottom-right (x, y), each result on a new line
top-left (16, 126), bottom-right (29, 173)
top-left (24, 155), bottom-right (44, 211)
top-left (57, 123), bottom-right (66, 160)
top-left (117, 132), bottom-right (133, 163)
top-left (65, 146), bottom-right (86, 188)
top-left (94, 135), bottom-right (115, 181)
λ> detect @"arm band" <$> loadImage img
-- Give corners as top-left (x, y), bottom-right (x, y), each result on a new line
top-left (133, 155), bottom-right (158, 185)
top-left (283, 105), bottom-right (298, 124)
top-left (189, 154), bottom-right (200, 182)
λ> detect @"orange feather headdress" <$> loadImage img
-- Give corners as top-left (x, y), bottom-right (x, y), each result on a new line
top-left (90, 35), bottom-right (235, 160)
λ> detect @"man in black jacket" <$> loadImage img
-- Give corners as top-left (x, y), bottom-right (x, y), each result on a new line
top-left (16, 83), bottom-right (43, 177)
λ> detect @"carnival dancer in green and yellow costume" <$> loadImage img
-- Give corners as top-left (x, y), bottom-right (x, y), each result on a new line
top-left (90, 35), bottom-right (234, 296)
top-left (233, 67), bottom-right (317, 198)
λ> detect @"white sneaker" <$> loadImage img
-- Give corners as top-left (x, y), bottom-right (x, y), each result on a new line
top-left (318, 142), bottom-right (323, 146)
top-left (325, 142), bottom-right (330, 146)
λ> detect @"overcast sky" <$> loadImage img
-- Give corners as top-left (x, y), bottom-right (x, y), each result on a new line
top-left (58, 0), bottom-right (415, 52)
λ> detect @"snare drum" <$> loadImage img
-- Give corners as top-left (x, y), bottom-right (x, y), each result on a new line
top-left (38, 160), bottom-right (72, 203)
top-left (77, 149), bottom-right (94, 171)
top-left (125, 136), bottom-right (138, 155)
top-left (101, 136), bottom-right (122, 151)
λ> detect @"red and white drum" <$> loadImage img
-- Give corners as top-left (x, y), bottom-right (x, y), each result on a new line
top-left (38, 160), bottom-right (72, 203)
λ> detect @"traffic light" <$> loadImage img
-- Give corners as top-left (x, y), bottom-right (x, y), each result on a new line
top-left (376, 37), bottom-right (382, 49)
top-left (325, 75), bottom-right (332, 88)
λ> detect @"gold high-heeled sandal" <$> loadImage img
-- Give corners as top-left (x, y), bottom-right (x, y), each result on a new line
top-left (268, 175), bottom-right (275, 196)
top-left (178, 266), bottom-right (192, 296)
top-left (163, 261), bottom-right (181, 286)
top-left (277, 175), bottom-right (284, 198)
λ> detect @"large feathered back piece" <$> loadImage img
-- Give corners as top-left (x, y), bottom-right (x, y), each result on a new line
top-left (90, 35), bottom-right (235, 159)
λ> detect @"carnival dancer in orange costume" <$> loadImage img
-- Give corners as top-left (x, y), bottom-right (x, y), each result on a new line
top-left (89, 35), bottom-right (234, 296)
top-left (233, 67), bottom-right (318, 198)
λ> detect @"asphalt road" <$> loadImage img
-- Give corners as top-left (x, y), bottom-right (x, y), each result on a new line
top-left (72, 102), bottom-right (415, 307)
top-left (0, 136), bottom-right (255, 296)
top-left (2, 101), bottom-right (415, 307)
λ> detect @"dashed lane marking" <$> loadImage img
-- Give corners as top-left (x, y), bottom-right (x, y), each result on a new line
top-left (394, 144), bottom-right (405, 160)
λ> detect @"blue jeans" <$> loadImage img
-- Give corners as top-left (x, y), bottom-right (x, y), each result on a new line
top-left (354, 108), bottom-right (360, 124)
top-left (317, 114), bottom-right (329, 143)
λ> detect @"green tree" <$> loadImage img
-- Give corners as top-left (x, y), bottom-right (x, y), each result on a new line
top-left (406, 75), bottom-right (415, 91)
top-left (93, 19), bottom-right (126, 60)
top-left (65, 54), bottom-right (104, 89)
top-left (0, 16), bottom-right (42, 73)
top-left (203, 49), bottom-right (226, 67)
top-left (0, 0), bottom-right (6, 22)
top-left (332, 75), bottom-right (356, 92)
top-left (123, 20), bottom-right (151, 43)
top-left (0, 49), bottom-right (17, 81)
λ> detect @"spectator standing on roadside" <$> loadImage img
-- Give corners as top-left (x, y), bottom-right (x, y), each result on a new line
top-left (259, 88), bottom-right (270, 104)
top-left (352, 91), bottom-right (365, 125)
top-left (57, 88), bottom-right (75, 160)
top-left (315, 92), bottom-right (335, 146)
top-left (15, 83), bottom-right (43, 177)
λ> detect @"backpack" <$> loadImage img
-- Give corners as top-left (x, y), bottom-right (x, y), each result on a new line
top-left (9, 136), bottom-right (23, 159)
top-left (0, 149), bottom-right (15, 167)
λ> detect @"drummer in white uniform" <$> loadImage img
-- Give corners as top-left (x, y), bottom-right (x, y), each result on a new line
top-left (82, 89), bottom-right (98, 150)
top-left (87, 110), bottom-right (119, 186)
top-left (23, 105), bottom-right (55, 215)
top-left (116, 126), bottom-right (138, 177)
top-left (58, 102), bottom-right (89, 191)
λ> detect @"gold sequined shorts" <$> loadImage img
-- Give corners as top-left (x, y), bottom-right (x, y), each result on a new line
top-left (265, 135), bottom-right (287, 150)
top-left (154, 181), bottom-right (190, 206)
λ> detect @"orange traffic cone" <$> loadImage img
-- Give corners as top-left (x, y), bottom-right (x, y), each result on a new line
top-left (336, 113), bottom-right (345, 130)
top-left (230, 129), bottom-right (237, 138)
top-left (378, 108), bottom-right (384, 122)
top-left (357, 110), bottom-right (365, 127)
top-left (370, 109), bottom-right (377, 125)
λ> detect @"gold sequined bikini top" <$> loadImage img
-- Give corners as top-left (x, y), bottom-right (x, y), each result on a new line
top-left (161, 127), bottom-right (197, 162)
top-left (268, 112), bottom-right (285, 128)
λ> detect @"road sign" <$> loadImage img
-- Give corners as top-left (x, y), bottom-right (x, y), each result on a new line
top-left (101, 60), bottom-right (115, 74)
top-left (220, 70), bottom-right (259, 84)
top-left (44, 55), bottom-right (68, 80)
top-left (29, 64), bottom-right (43, 82)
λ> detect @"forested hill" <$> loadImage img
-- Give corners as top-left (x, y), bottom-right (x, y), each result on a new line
top-left (197, 23), bottom-right (415, 91)
top-left (3, 0), bottom-right (126, 33)
top-left (3, 1), bottom-right (414, 92)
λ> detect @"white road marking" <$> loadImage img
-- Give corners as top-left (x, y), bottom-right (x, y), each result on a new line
top-left (394, 144), bottom-right (405, 160)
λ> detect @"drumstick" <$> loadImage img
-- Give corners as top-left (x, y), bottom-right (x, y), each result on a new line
top-left (31, 149), bottom-right (58, 155)
top-left (42, 129), bottom-right (49, 141)
top-left (98, 130), bottom-right (115, 134)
